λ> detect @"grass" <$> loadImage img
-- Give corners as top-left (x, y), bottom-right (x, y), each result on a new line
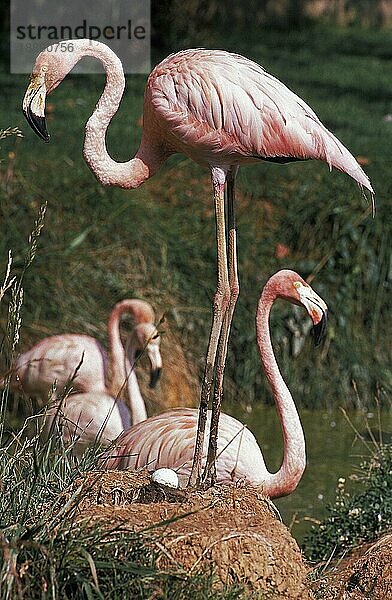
top-left (302, 407), bottom-right (392, 600)
top-left (301, 407), bottom-right (392, 595)
top-left (0, 422), bottom-right (248, 599)
top-left (2, 24), bottom-right (390, 409)
top-left (303, 442), bottom-right (392, 563)
top-left (0, 24), bottom-right (392, 407)
top-left (0, 201), bottom-right (246, 598)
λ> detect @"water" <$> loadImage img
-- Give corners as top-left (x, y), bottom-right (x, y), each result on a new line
top-left (231, 405), bottom-right (392, 543)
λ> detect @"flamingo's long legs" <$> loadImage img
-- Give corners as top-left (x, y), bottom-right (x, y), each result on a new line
top-left (188, 169), bottom-right (229, 486)
top-left (202, 167), bottom-right (239, 485)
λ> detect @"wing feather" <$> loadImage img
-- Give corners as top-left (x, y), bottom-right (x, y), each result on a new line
top-left (102, 407), bottom-right (267, 486)
top-left (148, 49), bottom-right (373, 194)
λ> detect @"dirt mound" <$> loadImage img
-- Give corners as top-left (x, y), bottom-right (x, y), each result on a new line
top-left (70, 470), bottom-right (313, 598)
top-left (312, 533), bottom-right (392, 599)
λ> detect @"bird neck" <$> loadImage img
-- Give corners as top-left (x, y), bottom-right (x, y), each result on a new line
top-left (76, 40), bottom-right (163, 188)
top-left (256, 283), bottom-right (306, 497)
top-left (106, 302), bottom-right (128, 399)
top-left (125, 345), bottom-right (148, 424)
top-left (106, 300), bottom-right (147, 423)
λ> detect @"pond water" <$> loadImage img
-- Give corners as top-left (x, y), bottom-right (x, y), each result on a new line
top-left (231, 405), bottom-right (392, 544)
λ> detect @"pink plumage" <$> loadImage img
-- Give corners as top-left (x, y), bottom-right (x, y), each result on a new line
top-left (14, 300), bottom-right (162, 456)
top-left (3, 300), bottom-right (161, 425)
top-left (8, 333), bottom-right (107, 398)
top-left (48, 392), bottom-right (132, 458)
top-left (23, 43), bottom-right (372, 485)
top-left (102, 270), bottom-right (328, 498)
top-left (103, 407), bottom-right (266, 484)
top-left (23, 43), bottom-right (373, 195)
top-left (147, 49), bottom-right (373, 193)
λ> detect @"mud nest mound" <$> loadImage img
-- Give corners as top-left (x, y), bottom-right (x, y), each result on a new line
top-left (68, 469), bottom-right (313, 599)
top-left (312, 533), bottom-right (392, 599)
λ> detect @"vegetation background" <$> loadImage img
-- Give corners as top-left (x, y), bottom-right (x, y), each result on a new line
top-left (1, 0), bottom-right (390, 415)
top-left (0, 1), bottom-right (391, 598)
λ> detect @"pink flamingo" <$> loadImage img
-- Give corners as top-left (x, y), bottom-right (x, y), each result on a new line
top-left (101, 270), bottom-right (327, 498)
top-left (45, 303), bottom-right (163, 456)
top-left (46, 391), bottom-right (130, 458)
top-left (23, 42), bottom-right (372, 486)
top-left (3, 299), bottom-right (162, 424)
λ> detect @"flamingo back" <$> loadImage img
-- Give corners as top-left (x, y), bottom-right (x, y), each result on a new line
top-left (13, 334), bottom-right (107, 397)
top-left (101, 407), bottom-right (267, 486)
top-left (47, 392), bottom-right (130, 458)
top-left (147, 49), bottom-right (372, 193)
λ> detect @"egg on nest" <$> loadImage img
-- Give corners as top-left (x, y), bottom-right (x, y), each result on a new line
top-left (151, 467), bottom-right (179, 489)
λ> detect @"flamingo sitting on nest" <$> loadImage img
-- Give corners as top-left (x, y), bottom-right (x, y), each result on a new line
top-left (23, 42), bottom-right (371, 485)
top-left (2, 300), bottom-right (162, 425)
top-left (101, 270), bottom-right (327, 498)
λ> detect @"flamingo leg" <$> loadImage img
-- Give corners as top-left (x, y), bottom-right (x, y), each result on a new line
top-left (188, 171), bottom-right (229, 487)
top-left (202, 167), bottom-right (239, 486)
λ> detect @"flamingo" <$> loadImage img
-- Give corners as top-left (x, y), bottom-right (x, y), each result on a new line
top-left (101, 270), bottom-right (327, 498)
top-left (3, 299), bottom-right (162, 424)
top-left (22, 41), bottom-right (372, 486)
top-left (46, 376), bottom-right (141, 458)
top-left (44, 302), bottom-right (163, 456)
top-left (46, 391), bottom-right (129, 458)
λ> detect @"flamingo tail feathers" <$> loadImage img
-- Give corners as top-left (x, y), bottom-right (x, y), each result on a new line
top-left (312, 126), bottom-right (375, 214)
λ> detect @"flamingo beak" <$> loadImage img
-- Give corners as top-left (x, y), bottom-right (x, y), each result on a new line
top-left (312, 310), bottom-right (327, 347)
top-left (298, 286), bottom-right (328, 347)
top-left (150, 367), bottom-right (162, 388)
top-left (22, 75), bottom-right (50, 142)
top-left (147, 344), bottom-right (162, 388)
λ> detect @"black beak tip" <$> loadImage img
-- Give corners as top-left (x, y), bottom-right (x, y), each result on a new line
top-left (149, 367), bottom-right (162, 389)
top-left (312, 312), bottom-right (327, 347)
top-left (23, 106), bottom-right (50, 142)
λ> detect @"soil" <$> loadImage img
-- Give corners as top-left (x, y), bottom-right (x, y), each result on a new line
top-left (68, 469), bottom-right (313, 599)
top-left (311, 534), bottom-right (392, 599)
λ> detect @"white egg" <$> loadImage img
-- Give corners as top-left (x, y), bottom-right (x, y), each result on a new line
top-left (151, 468), bottom-right (179, 489)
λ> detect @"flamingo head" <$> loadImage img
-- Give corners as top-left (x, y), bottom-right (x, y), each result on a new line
top-left (128, 323), bottom-right (162, 388)
top-left (272, 270), bottom-right (328, 346)
top-left (22, 42), bottom-right (82, 142)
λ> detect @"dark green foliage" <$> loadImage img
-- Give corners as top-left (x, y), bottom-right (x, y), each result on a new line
top-left (303, 444), bottom-right (392, 562)
top-left (1, 27), bottom-right (391, 412)
top-left (151, 1), bottom-right (392, 51)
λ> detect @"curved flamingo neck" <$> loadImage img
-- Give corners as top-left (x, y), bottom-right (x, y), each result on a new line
top-left (106, 302), bottom-right (128, 399)
top-left (125, 342), bottom-right (148, 424)
top-left (107, 300), bottom-right (148, 423)
top-left (68, 40), bottom-right (163, 188)
top-left (256, 281), bottom-right (306, 497)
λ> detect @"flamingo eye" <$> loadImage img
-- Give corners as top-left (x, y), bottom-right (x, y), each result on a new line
top-left (41, 65), bottom-right (48, 73)
top-left (293, 281), bottom-right (302, 289)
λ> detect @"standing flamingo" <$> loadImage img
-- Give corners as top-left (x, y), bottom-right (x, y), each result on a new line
top-left (3, 299), bottom-right (162, 423)
top-left (101, 270), bottom-right (327, 498)
top-left (23, 42), bottom-right (372, 486)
